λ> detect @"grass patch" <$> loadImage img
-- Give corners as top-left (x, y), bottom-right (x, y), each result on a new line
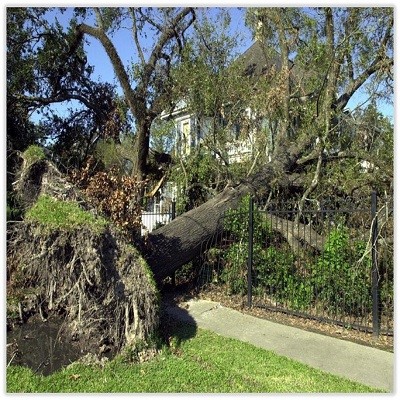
top-left (22, 145), bottom-right (46, 165)
top-left (6, 324), bottom-right (383, 393)
top-left (25, 194), bottom-right (107, 233)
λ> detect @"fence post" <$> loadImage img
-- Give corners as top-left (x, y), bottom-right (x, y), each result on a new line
top-left (371, 190), bottom-right (380, 337)
top-left (171, 199), bottom-right (176, 220)
top-left (247, 196), bottom-right (254, 308)
top-left (171, 199), bottom-right (177, 287)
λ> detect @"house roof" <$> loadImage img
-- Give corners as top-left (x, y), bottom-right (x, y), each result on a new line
top-left (160, 99), bottom-right (188, 120)
top-left (160, 40), bottom-right (291, 120)
top-left (234, 40), bottom-right (284, 77)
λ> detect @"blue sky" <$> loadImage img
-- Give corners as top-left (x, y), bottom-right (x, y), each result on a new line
top-left (32, 6), bottom-right (394, 123)
top-left (35, 7), bottom-right (253, 123)
top-left (55, 8), bottom-right (252, 87)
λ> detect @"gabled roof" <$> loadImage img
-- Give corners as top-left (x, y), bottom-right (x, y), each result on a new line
top-left (160, 99), bottom-right (188, 120)
top-left (235, 40), bottom-right (284, 77)
top-left (160, 40), bottom-right (292, 121)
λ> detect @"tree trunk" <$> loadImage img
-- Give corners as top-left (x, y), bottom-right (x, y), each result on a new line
top-left (144, 183), bottom-right (249, 282)
top-left (132, 120), bottom-right (151, 181)
top-left (144, 142), bottom-right (301, 282)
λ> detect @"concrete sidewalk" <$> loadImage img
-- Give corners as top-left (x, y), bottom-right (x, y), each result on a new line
top-left (164, 298), bottom-right (394, 392)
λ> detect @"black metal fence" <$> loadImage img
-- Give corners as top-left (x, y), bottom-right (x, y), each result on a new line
top-left (197, 192), bottom-right (393, 337)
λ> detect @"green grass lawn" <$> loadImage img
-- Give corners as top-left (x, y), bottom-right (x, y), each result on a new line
top-left (6, 323), bottom-right (384, 393)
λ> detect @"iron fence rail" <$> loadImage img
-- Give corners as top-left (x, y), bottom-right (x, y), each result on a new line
top-left (197, 192), bottom-right (393, 337)
top-left (141, 201), bottom-right (176, 235)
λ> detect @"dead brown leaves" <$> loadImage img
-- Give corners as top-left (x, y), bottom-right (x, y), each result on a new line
top-left (70, 157), bottom-right (146, 235)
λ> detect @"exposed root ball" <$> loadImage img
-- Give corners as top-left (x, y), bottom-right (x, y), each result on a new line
top-left (7, 222), bottom-right (159, 354)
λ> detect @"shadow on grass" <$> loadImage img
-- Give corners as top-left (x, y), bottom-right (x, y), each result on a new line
top-left (159, 284), bottom-right (198, 349)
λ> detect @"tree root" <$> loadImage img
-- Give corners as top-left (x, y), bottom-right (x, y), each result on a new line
top-left (7, 222), bottom-right (159, 355)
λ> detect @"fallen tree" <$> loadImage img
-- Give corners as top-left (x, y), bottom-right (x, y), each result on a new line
top-left (143, 7), bottom-right (393, 283)
top-left (144, 141), bottom-right (304, 282)
top-left (143, 134), bottom-right (392, 283)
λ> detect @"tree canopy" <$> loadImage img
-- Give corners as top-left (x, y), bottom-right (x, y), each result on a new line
top-left (6, 7), bottom-right (393, 225)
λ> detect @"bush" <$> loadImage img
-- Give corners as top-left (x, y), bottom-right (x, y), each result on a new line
top-left (219, 195), bottom-right (272, 295)
top-left (221, 241), bottom-right (248, 294)
top-left (255, 246), bottom-right (312, 310)
top-left (213, 197), bottom-right (373, 318)
top-left (219, 196), bottom-right (253, 294)
top-left (312, 226), bottom-right (371, 316)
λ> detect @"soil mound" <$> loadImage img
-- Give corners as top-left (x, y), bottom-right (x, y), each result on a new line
top-left (7, 157), bottom-right (159, 357)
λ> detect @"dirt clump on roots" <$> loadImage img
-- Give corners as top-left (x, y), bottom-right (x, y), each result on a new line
top-left (7, 223), bottom-right (159, 353)
top-left (7, 157), bottom-right (159, 360)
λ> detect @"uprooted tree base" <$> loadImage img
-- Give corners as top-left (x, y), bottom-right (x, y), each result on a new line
top-left (7, 157), bottom-right (159, 360)
top-left (7, 222), bottom-right (159, 357)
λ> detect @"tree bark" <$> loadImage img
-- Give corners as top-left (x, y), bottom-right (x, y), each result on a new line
top-left (75, 8), bottom-right (196, 180)
top-left (144, 139), bottom-right (304, 282)
top-left (132, 119), bottom-right (151, 181)
top-left (144, 182), bottom-right (249, 282)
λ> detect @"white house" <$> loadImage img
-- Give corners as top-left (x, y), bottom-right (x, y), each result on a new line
top-left (142, 40), bottom-right (308, 225)
top-left (159, 99), bottom-right (213, 158)
top-left (159, 41), bottom-right (280, 163)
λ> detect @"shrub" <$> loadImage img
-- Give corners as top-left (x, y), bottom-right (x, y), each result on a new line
top-left (210, 197), bottom-right (374, 319)
top-left (312, 226), bottom-right (371, 316)
top-left (219, 196), bottom-right (253, 294)
top-left (221, 241), bottom-right (248, 294)
top-left (255, 246), bottom-right (312, 310)
top-left (219, 195), bottom-right (272, 295)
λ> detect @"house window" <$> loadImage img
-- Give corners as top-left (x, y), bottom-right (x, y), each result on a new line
top-left (233, 122), bottom-right (241, 140)
top-left (182, 120), bottom-right (191, 155)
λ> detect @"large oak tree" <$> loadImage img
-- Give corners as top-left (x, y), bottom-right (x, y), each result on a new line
top-left (6, 7), bottom-right (393, 283)
top-left (73, 7), bottom-right (196, 180)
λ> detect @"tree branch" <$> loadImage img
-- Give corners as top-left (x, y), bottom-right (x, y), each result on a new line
top-left (16, 92), bottom-right (98, 114)
top-left (336, 57), bottom-right (393, 112)
top-left (139, 7), bottom-right (195, 93)
top-left (265, 213), bottom-right (325, 253)
top-left (129, 8), bottom-right (145, 65)
top-left (335, 13), bottom-right (393, 111)
top-left (75, 23), bottom-right (141, 117)
top-left (297, 149), bottom-right (323, 217)
top-left (93, 8), bottom-right (105, 30)
top-left (296, 149), bottom-right (355, 167)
